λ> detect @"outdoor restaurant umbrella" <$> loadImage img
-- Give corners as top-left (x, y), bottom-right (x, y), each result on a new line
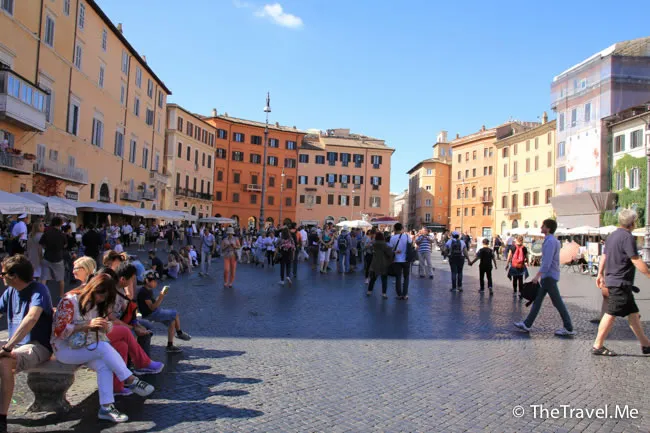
top-left (0, 191), bottom-right (46, 215)
top-left (370, 217), bottom-right (399, 226)
top-left (14, 192), bottom-right (77, 216)
top-left (198, 216), bottom-right (235, 224)
top-left (599, 225), bottom-right (617, 235)
top-left (336, 220), bottom-right (372, 229)
top-left (567, 226), bottom-right (598, 235)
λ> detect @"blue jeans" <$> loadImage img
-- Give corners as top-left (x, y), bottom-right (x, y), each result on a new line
top-left (449, 256), bottom-right (465, 288)
top-left (338, 249), bottom-right (350, 272)
top-left (524, 277), bottom-right (573, 331)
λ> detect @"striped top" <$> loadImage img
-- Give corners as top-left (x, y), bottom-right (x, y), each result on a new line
top-left (416, 235), bottom-right (433, 253)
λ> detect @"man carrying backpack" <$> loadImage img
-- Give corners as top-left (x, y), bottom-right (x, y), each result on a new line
top-left (337, 229), bottom-right (352, 273)
top-left (444, 231), bottom-right (470, 292)
top-left (514, 219), bottom-right (575, 336)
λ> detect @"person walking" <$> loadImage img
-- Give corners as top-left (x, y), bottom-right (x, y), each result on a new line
top-left (198, 228), bottom-right (215, 277)
top-left (362, 229), bottom-right (375, 284)
top-left (469, 238), bottom-right (497, 295)
top-left (514, 219), bottom-right (575, 336)
top-left (318, 230), bottom-right (334, 274)
top-left (278, 228), bottom-right (296, 286)
top-left (493, 235), bottom-right (502, 260)
top-left (40, 217), bottom-right (68, 298)
top-left (337, 229), bottom-right (352, 273)
top-left (592, 209), bottom-right (650, 356)
top-left (388, 223), bottom-right (412, 300)
top-left (25, 220), bottom-right (44, 283)
top-left (506, 235), bottom-right (529, 299)
top-left (366, 232), bottom-right (394, 299)
top-left (221, 227), bottom-right (240, 289)
top-left (445, 231), bottom-right (470, 292)
top-left (264, 231), bottom-right (277, 269)
top-left (416, 228), bottom-right (434, 279)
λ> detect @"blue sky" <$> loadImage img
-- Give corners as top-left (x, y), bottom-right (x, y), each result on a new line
top-left (98, 0), bottom-right (649, 192)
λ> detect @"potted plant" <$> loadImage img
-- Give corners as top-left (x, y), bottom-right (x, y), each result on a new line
top-left (23, 153), bottom-right (36, 160)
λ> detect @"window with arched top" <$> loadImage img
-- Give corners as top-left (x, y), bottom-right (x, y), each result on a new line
top-left (512, 219), bottom-right (519, 229)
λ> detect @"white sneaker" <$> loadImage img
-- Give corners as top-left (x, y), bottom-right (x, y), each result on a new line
top-left (286, 277), bottom-right (292, 287)
top-left (514, 321), bottom-right (531, 333)
top-left (555, 328), bottom-right (576, 336)
top-left (278, 280), bottom-right (285, 286)
top-left (98, 404), bottom-right (129, 423)
top-left (127, 377), bottom-right (154, 397)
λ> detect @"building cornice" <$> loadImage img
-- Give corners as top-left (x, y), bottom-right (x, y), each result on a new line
top-left (495, 120), bottom-right (556, 148)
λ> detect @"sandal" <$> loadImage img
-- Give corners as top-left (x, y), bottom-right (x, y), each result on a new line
top-left (591, 346), bottom-right (617, 356)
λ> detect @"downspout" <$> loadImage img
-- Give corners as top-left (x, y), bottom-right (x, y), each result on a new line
top-left (64, 0), bottom-right (81, 137)
top-left (35, 0), bottom-right (44, 83)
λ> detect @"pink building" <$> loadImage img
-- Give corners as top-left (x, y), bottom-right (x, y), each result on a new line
top-left (296, 129), bottom-right (394, 226)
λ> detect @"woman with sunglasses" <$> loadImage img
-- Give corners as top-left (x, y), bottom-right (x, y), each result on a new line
top-left (72, 256), bottom-right (96, 286)
top-left (51, 273), bottom-right (155, 423)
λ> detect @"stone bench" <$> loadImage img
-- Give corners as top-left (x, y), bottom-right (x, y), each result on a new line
top-left (23, 359), bottom-right (83, 414)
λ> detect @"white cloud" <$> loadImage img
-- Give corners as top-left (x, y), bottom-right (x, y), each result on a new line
top-left (254, 3), bottom-right (304, 29)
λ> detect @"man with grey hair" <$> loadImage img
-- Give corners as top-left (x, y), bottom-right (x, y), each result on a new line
top-left (592, 209), bottom-right (650, 356)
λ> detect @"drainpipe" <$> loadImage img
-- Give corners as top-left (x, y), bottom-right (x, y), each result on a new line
top-left (35, 0), bottom-right (44, 84)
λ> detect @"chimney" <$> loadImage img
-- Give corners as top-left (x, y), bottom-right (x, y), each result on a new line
top-left (224, 112), bottom-right (228, 117)
top-left (275, 122), bottom-right (280, 127)
top-left (211, 108), bottom-right (217, 117)
top-left (117, 23), bottom-right (123, 33)
top-left (142, 55), bottom-right (147, 63)
top-left (481, 125), bottom-right (486, 131)
top-left (542, 111), bottom-right (548, 124)
top-left (456, 133), bottom-right (460, 139)
top-left (437, 130), bottom-right (448, 143)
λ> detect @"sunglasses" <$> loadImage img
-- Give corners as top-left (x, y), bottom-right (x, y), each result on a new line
top-left (0, 271), bottom-right (7, 277)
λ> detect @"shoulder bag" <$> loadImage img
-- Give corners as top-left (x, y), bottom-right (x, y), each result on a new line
top-left (387, 234), bottom-right (403, 277)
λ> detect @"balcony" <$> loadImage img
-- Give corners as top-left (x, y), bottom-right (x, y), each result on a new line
top-left (246, 184), bottom-right (262, 192)
top-left (481, 195), bottom-right (493, 204)
top-left (372, 185), bottom-right (379, 190)
top-left (34, 159), bottom-right (88, 184)
top-left (512, 174), bottom-right (518, 183)
top-left (0, 69), bottom-right (47, 132)
top-left (0, 151), bottom-right (34, 174)
top-left (341, 183), bottom-right (348, 189)
top-left (149, 170), bottom-right (170, 186)
top-left (175, 187), bottom-right (212, 201)
top-left (120, 191), bottom-right (141, 202)
top-left (505, 207), bottom-right (520, 218)
top-left (142, 189), bottom-right (155, 201)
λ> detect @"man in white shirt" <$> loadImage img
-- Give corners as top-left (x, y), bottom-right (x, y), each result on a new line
top-left (388, 223), bottom-right (413, 300)
top-left (505, 232), bottom-right (514, 260)
top-left (10, 214), bottom-right (28, 255)
top-left (122, 223), bottom-right (133, 248)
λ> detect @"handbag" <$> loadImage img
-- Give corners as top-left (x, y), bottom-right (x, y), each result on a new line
top-left (387, 234), bottom-right (403, 277)
top-left (69, 328), bottom-right (107, 350)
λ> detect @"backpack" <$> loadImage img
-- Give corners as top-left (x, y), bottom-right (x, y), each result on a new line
top-left (338, 236), bottom-right (348, 251)
top-left (450, 239), bottom-right (462, 257)
top-left (512, 245), bottom-right (525, 268)
top-left (280, 237), bottom-right (294, 251)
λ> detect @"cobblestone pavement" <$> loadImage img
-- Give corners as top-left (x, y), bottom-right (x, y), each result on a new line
top-left (3, 243), bottom-right (650, 432)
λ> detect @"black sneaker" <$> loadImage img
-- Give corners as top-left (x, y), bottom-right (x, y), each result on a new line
top-left (176, 331), bottom-right (192, 341)
top-left (479, 288), bottom-right (485, 292)
top-left (450, 287), bottom-right (456, 292)
top-left (458, 287), bottom-right (463, 292)
top-left (166, 345), bottom-right (183, 353)
top-left (642, 346), bottom-right (650, 355)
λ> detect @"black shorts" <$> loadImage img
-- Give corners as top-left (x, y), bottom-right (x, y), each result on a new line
top-left (607, 287), bottom-right (639, 317)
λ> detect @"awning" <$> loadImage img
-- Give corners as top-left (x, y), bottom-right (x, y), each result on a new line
top-left (0, 191), bottom-right (46, 215)
top-left (14, 192), bottom-right (77, 216)
top-left (198, 216), bottom-right (235, 224)
top-left (76, 201), bottom-right (136, 216)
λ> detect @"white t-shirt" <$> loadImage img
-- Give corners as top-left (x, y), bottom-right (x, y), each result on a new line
top-left (388, 232), bottom-right (412, 263)
top-left (11, 221), bottom-right (28, 240)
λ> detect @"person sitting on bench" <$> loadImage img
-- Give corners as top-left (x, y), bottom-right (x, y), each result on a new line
top-left (0, 255), bottom-right (53, 433)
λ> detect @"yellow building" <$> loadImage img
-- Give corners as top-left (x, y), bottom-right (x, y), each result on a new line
top-left (0, 0), bottom-right (170, 212)
top-left (494, 116), bottom-right (556, 235)
top-left (164, 105), bottom-right (215, 219)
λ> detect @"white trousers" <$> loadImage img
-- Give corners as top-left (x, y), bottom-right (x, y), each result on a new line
top-left (54, 341), bottom-right (132, 405)
top-left (318, 248), bottom-right (331, 263)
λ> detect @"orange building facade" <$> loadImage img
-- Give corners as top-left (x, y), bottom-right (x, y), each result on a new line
top-left (295, 129), bottom-right (394, 226)
top-left (0, 0), bottom-right (170, 211)
top-left (204, 114), bottom-right (306, 228)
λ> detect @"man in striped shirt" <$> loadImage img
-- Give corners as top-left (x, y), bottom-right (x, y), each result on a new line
top-left (416, 228), bottom-right (434, 279)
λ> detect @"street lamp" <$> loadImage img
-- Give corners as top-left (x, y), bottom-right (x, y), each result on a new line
top-left (279, 168), bottom-right (285, 226)
top-left (259, 92), bottom-right (271, 232)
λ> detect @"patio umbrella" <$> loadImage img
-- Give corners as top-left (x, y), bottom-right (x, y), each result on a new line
top-left (198, 217), bottom-right (235, 224)
top-left (599, 225), bottom-right (617, 235)
top-left (567, 226), bottom-right (598, 235)
top-left (336, 220), bottom-right (372, 229)
top-left (632, 228), bottom-right (647, 237)
top-left (370, 217), bottom-right (399, 226)
top-left (14, 192), bottom-right (78, 216)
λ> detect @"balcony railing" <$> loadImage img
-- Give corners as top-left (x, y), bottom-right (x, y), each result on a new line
top-left (0, 69), bottom-right (47, 132)
top-left (246, 184), bottom-right (262, 192)
top-left (505, 207), bottom-right (520, 217)
top-left (481, 195), bottom-right (493, 203)
top-left (121, 189), bottom-right (156, 202)
top-left (0, 151), bottom-right (34, 174)
top-left (142, 189), bottom-right (155, 201)
top-left (34, 159), bottom-right (88, 184)
top-left (175, 187), bottom-right (212, 201)
top-left (149, 170), bottom-right (170, 185)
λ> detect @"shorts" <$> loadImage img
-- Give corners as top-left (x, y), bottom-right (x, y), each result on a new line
top-left (41, 259), bottom-right (65, 282)
top-left (606, 287), bottom-right (639, 317)
top-left (145, 308), bottom-right (177, 326)
top-left (0, 340), bottom-right (51, 373)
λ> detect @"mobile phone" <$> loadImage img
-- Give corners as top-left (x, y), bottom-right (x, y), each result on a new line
top-left (161, 286), bottom-right (170, 295)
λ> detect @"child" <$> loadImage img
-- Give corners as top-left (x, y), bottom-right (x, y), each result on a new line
top-left (114, 237), bottom-right (124, 254)
top-left (188, 245), bottom-right (198, 267)
top-left (137, 271), bottom-right (192, 353)
top-left (469, 238), bottom-right (497, 295)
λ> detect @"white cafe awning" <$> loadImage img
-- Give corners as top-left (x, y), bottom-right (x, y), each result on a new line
top-left (0, 191), bottom-right (46, 215)
top-left (14, 192), bottom-right (77, 216)
top-left (76, 201), bottom-right (136, 216)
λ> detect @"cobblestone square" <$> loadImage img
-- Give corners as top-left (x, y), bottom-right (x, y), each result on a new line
top-left (4, 248), bottom-right (650, 432)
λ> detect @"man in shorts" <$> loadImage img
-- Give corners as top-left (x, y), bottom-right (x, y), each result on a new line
top-left (39, 216), bottom-right (67, 298)
top-left (0, 255), bottom-right (53, 432)
top-left (592, 209), bottom-right (650, 356)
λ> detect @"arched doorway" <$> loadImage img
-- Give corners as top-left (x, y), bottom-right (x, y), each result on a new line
top-left (512, 219), bottom-right (519, 229)
top-left (152, 204), bottom-right (156, 210)
top-left (524, 221), bottom-right (530, 229)
top-left (191, 206), bottom-right (197, 216)
top-left (248, 216), bottom-right (257, 228)
top-left (99, 183), bottom-right (110, 202)
top-left (533, 221), bottom-right (538, 228)
top-left (140, 202), bottom-right (145, 208)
